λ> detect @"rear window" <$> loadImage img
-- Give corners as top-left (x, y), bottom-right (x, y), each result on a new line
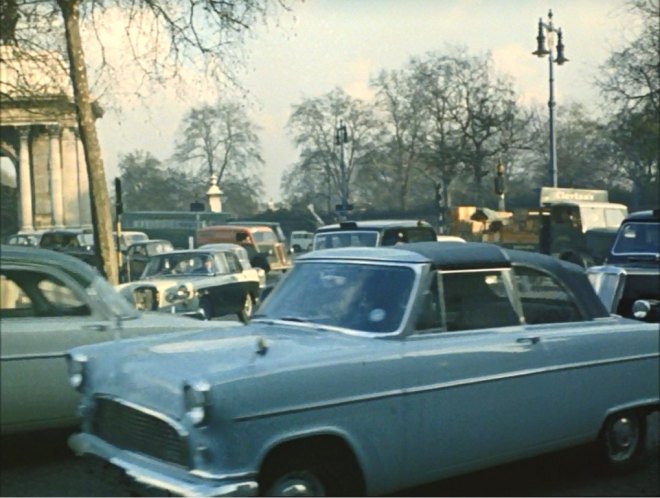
top-left (313, 231), bottom-right (378, 250)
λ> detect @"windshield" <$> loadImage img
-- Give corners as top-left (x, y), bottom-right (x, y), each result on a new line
top-left (256, 261), bottom-right (416, 334)
top-left (611, 222), bottom-right (660, 256)
top-left (580, 206), bottom-right (627, 231)
top-left (90, 276), bottom-right (140, 319)
top-left (142, 252), bottom-right (225, 277)
top-left (313, 231), bottom-right (379, 250)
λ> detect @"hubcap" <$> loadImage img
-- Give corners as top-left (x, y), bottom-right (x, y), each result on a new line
top-left (607, 416), bottom-right (639, 462)
top-left (269, 472), bottom-right (325, 497)
top-left (244, 295), bottom-right (253, 317)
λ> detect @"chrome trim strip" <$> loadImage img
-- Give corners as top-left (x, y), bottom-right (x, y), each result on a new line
top-left (95, 395), bottom-right (189, 438)
top-left (69, 433), bottom-right (257, 497)
top-left (233, 352), bottom-right (659, 422)
top-left (1, 352), bottom-right (66, 361)
top-left (125, 467), bottom-right (258, 497)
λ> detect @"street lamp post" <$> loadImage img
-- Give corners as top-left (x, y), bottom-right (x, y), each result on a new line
top-left (335, 120), bottom-right (349, 220)
top-left (533, 9), bottom-right (568, 188)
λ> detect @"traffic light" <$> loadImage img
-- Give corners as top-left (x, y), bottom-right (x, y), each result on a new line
top-left (114, 177), bottom-right (123, 216)
top-left (494, 161), bottom-right (506, 195)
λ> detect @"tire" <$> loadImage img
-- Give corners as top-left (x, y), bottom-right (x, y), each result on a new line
top-left (237, 294), bottom-right (254, 323)
top-left (199, 297), bottom-right (213, 321)
top-left (598, 410), bottom-right (646, 470)
top-left (260, 452), bottom-right (358, 497)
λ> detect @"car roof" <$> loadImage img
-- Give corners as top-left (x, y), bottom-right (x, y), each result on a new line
top-left (299, 241), bottom-right (609, 319)
top-left (315, 219), bottom-right (432, 232)
top-left (0, 244), bottom-right (100, 286)
top-left (622, 209), bottom-right (660, 222)
top-left (198, 225), bottom-right (273, 233)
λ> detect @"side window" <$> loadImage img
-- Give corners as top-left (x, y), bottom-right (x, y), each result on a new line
top-left (0, 274), bottom-right (34, 317)
top-left (381, 229), bottom-right (406, 246)
top-left (415, 272), bottom-right (443, 332)
top-left (442, 270), bottom-right (520, 331)
top-left (0, 270), bottom-right (90, 317)
top-left (514, 266), bottom-right (582, 324)
top-left (225, 253), bottom-right (242, 273)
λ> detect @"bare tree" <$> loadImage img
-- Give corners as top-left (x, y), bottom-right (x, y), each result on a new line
top-left (2, 0), bottom-right (287, 284)
top-left (285, 88), bottom-right (382, 213)
top-left (174, 101), bottom-right (263, 184)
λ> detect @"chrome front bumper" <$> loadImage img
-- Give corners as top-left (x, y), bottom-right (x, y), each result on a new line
top-left (69, 433), bottom-right (258, 497)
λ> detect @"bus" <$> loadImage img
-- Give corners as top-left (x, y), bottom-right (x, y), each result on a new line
top-left (120, 211), bottom-right (235, 248)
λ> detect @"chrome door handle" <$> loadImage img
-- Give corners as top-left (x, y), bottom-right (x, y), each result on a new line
top-left (516, 336), bottom-right (540, 345)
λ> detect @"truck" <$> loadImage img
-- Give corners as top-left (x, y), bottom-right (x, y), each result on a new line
top-left (476, 188), bottom-right (628, 267)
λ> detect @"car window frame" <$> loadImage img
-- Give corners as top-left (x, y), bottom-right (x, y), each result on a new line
top-left (0, 262), bottom-right (96, 319)
top-left (511, 263), bottom-right (587, 325)
top-left (411, 267), bottom-right (523, 336)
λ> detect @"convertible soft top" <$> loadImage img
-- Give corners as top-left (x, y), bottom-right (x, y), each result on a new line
top-left (301, 241), bottom-right (610, 320)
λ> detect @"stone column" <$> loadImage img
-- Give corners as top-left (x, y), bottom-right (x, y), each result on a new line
top-left (47, 124), bottom-right (64, 227)
top-left (17, 126), bottom-right (34, 232)
top-left (61, 127), bottom-right (81, 227)
top-left (75, 130), bottom-right (92, 228)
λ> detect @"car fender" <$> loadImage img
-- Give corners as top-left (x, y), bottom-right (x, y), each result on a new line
top-left (255, 425), bottom-right (370, 486)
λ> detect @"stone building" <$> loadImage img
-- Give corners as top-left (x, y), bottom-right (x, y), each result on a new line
top-left (0, 45), bottom-right (99, 235)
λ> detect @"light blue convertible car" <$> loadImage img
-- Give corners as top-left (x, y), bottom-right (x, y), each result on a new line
top-left (67, 242), bottom-right (659, 496)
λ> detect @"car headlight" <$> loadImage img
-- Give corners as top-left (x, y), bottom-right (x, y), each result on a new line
top-left (166, 285), bottom-right (191, 302)
top-left (67, 353), bottom-right (89, 392)
top-left (184, 380), bottom-right (211, 426)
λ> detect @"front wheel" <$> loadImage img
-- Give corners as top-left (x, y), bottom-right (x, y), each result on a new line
top-left (237, 294), bottom-right (254, 323)
top-left (598, 410), bottom-right (646, 470)
top-left (199, 297), bottom-right (213, 321)
top-left (260, 453), bottom-right (359, 497)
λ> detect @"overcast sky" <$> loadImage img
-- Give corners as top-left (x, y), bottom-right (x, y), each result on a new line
top-left (94, 0), bottom-right (637, 203)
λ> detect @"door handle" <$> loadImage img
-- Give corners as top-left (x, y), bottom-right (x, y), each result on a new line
top-left (516, 336), bottom-right (540, 345)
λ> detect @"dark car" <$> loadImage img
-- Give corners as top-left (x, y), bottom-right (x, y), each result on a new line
top-left (38, 229), bottom-right (100, 268)
top-left (588, 209), bottom-right (659, 321)
top-left (121, 239), bottom-right (174, 282)
top-left (312, 219), bottom-right (437, 250)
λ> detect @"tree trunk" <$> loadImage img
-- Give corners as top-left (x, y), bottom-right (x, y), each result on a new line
top-left (58, 0), bottom-right (118, 284)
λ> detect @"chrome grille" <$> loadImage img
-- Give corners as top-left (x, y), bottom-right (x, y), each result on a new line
top-left (92, 397), bottom-right (190, 467)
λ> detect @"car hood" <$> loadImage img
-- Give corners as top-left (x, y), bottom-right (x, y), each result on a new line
top-left (117, 275), bottom-right (213, 290)
top-left (77, 322), bottom-right (388, 415)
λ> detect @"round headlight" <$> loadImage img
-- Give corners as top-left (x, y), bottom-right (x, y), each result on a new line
top-left (184, 380), bottom-right (211, 426)
top-left (67, 353), bottom-right (88, 391)
top-left (166, 285), bottom-right (191, 302)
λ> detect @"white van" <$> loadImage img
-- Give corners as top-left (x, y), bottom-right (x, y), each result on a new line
top-left (289, 230), bottom-right (313, 252)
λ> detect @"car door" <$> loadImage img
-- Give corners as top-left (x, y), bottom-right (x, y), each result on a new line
top-left (207, 253), bottom-right (257, 316)
top-left (0, 264), bottom-right (116, 433)
top-left (127, 244), bottom-right (150, 280)
top-left (401, 268), bottom-right (558, 485)
top-left (514, 264), bottom-right (659, 442)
